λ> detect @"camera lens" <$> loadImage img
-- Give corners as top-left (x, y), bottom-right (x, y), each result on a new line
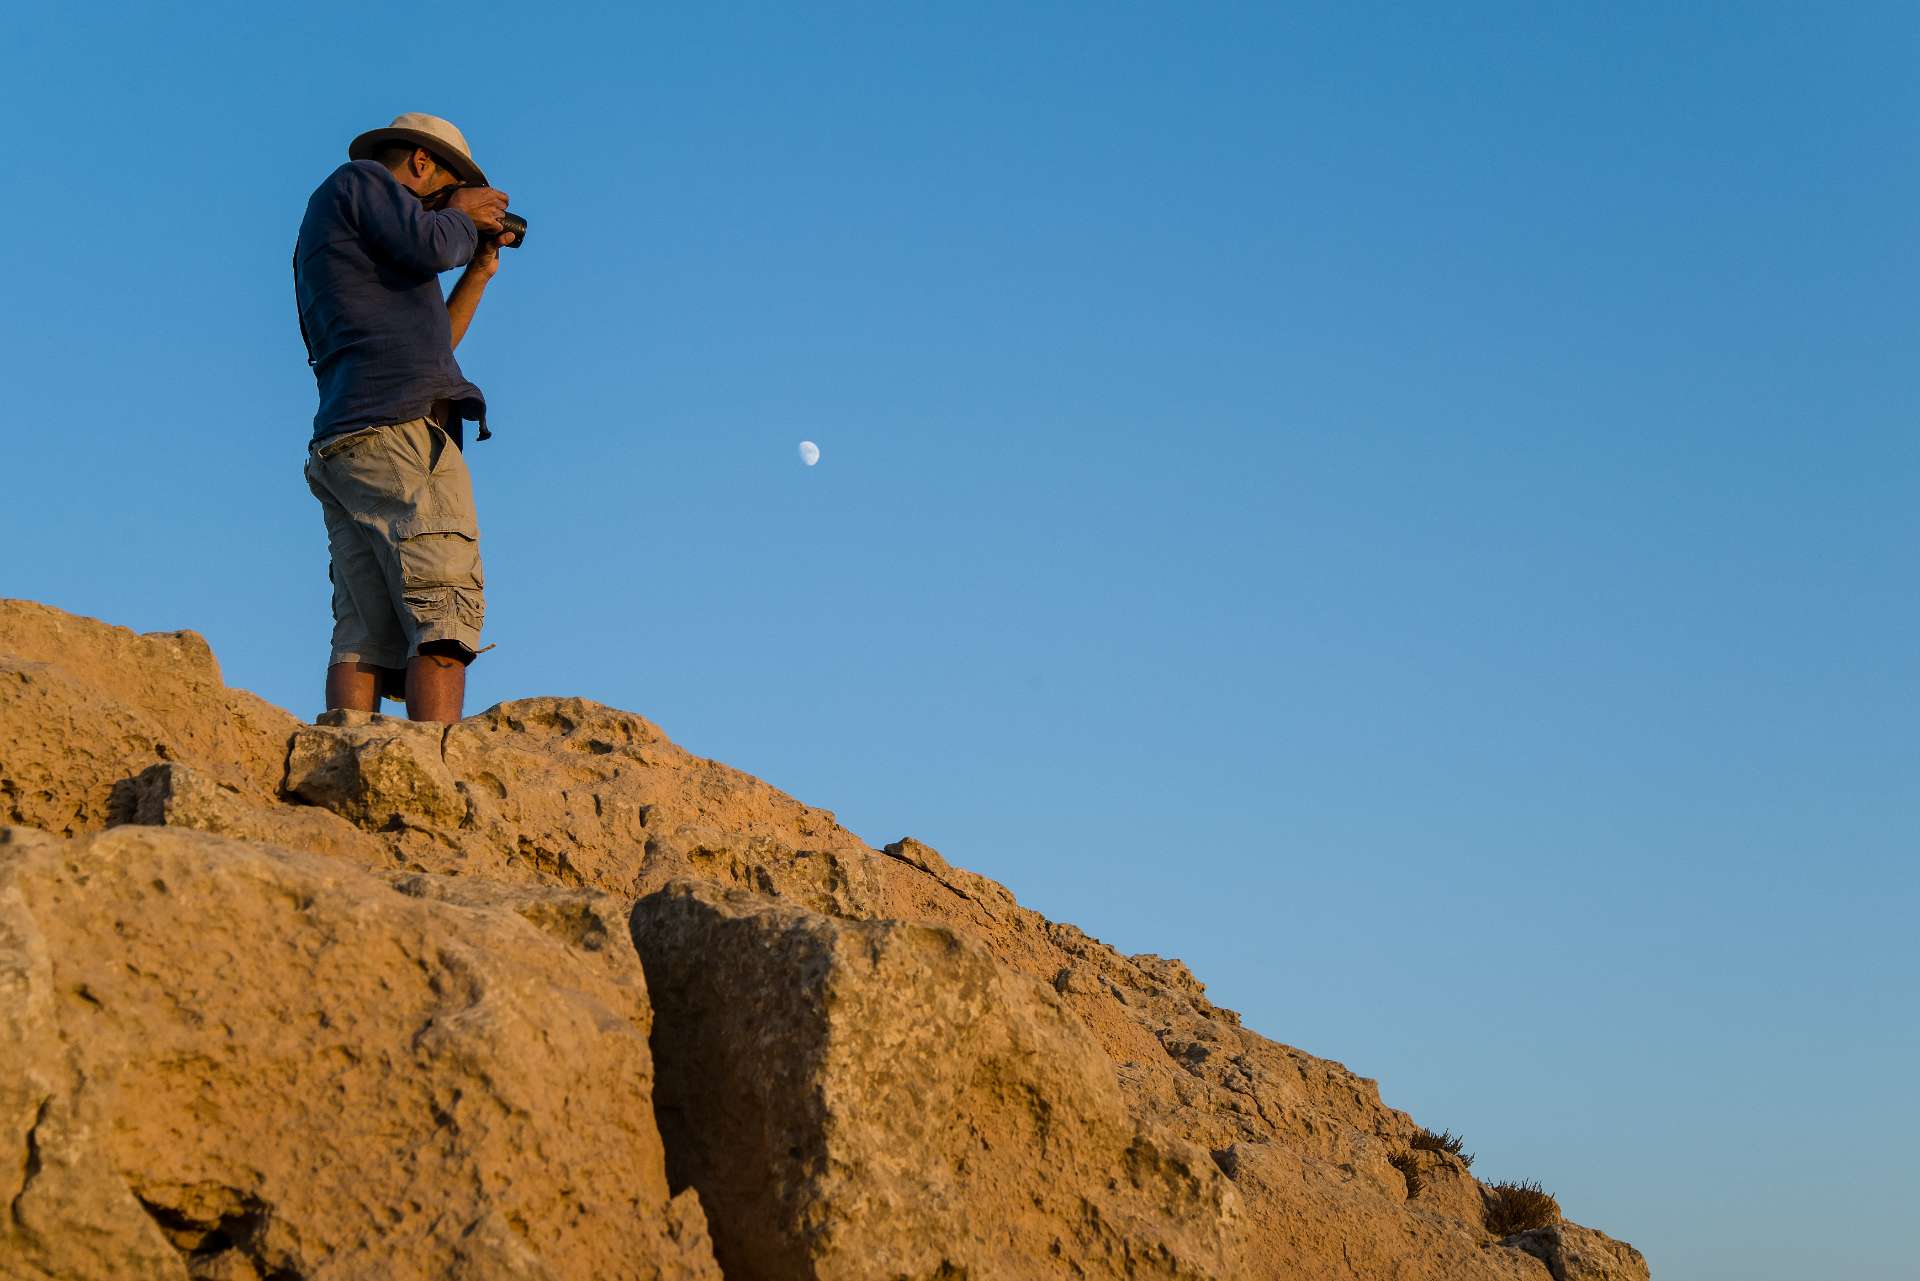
top-left (500, 212), bottom-right (528, 249)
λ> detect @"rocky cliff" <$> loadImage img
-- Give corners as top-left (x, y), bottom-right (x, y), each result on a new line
top-left (0, 599), bottom-right (1650, 1281)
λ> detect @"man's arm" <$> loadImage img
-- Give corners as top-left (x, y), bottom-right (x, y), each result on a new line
top-left (347, 164), bottom-right (482, 275)
top-left (447, 233), bottom-right (513, 349)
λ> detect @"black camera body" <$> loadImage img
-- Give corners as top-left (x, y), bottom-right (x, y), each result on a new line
top-left (424, 182), bottom-right (528, 248)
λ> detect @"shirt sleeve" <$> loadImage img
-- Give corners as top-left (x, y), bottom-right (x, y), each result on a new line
top-left (342, 163), bottom-right (479, 276)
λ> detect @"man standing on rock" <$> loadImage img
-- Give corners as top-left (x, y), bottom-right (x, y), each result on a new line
top-left (295, 113), bottom-right (514, 724)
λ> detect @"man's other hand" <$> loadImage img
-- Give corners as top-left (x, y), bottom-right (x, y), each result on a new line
top-left (446, 186), bottom-right (510, 234)
top-left (469, 230), bottom-right (516, 279)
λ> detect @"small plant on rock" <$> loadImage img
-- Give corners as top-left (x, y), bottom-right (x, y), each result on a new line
top-left (1483, 1180), bottom-right (1561, 1235)
top-left (1387, 1151), bottom-right (1423, 1198)
top-left (1409, 1127), bottom-right (1475, 1168)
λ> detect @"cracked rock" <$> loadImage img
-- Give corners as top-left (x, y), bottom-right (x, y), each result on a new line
top-left (123, 761), bottom-right (389, 869)
top-left (0, 824), bottom-right (721, 1281)
top-left (631, 878), bottom-right (1245, 1281)
top-left (0, 600), bottom-right (1652, 1281)
top-left (1504, 1223), bottom-right (1653, 1281)
top-left (284, 714), bottom-right (465, 831)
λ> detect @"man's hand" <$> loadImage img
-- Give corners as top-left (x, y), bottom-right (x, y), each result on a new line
top-left (467, 229), bottom-right (518, 279)
top-left (446, 185), bottom-right (510, 234)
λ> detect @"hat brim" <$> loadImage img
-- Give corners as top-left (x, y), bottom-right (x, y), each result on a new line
top-left (348, 128), bottom-right (488, 187)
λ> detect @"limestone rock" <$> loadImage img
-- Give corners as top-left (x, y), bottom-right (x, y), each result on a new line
top-left (0, 827), bottom-right (185, 1280)
top-left (0, 824), bottom-right (721, 1281)
top-left (1218, 1139), bottom-right (1551, 1280)
top-left (0, 600), bottom-right (295, 835)
top-left (635, 823), bottom-right (883, 916)
top-left (0, 601), bottom-right (1652, 1280)
top-left (1398, 1148), bottom-right (1489, 1228)
top-left (630, 878), bottom-right (1245, 1281)
top-left (879, 834), bottom-right (1018, 920)
top-left (124, 761), bottom-right (389, 869)
top-left (444, 698), bottom-right (884, 907)
top-left (1504, 1222), bottom-right (1652, 1281)
top-left (284, 711), bottom-right (466, 831)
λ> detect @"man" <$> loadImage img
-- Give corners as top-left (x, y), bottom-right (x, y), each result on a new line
top-left (295, 113), bottom-right (514, 724)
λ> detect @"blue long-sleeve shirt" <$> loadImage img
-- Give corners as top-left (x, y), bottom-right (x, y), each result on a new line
top-left (295, 161), bottom-right (490, 446)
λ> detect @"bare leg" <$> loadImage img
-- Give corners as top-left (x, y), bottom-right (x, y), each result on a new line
top-left (406, 648), bottom-right (468, 723)
top-left (324, 661), bottom-right (381, 713)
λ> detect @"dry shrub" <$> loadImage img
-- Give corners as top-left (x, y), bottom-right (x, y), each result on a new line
top-left (1387, 1151), bottom-right (1423, 1198)
top-left (1409, 1127), bottom-right (1475, 1168)
top-left (1483, 1180), bottom-right (1560, 1235)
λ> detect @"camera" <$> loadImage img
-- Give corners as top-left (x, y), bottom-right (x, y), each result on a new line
top-left (424, 183), bottom-right (528, 248)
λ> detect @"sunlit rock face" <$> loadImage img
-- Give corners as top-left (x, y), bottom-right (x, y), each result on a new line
top-left (0, 598), bottom-right (1650, 1280)
top-left (0, 823), bottom-right (720, 1281)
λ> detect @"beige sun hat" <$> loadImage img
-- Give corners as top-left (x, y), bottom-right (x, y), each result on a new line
top-left (348, 113), bottom-right (488, 186)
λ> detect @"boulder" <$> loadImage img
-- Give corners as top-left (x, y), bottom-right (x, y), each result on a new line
top-left (0, 824), bottom-right (720, 1281)
top-left (124, 761), bottom-right (389, 869)
top-left (1504, 1223), bottom-right (1653, 1281)
top-left (0, 600), bottom-right (295, 835)
top-left (630, 878), bottom-right (1245, 1281)
top-left (284, 711), bottom-right (466, 832)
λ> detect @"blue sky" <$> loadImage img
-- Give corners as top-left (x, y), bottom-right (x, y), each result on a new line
top-left (3, 4), bottom-right (1914, 1277)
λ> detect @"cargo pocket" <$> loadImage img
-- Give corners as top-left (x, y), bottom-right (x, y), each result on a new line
top-left (394, 515), bottom-right (486, 643)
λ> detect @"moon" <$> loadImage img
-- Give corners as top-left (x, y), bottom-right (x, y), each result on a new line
top-left (798, 440), bottom-right (821, 466)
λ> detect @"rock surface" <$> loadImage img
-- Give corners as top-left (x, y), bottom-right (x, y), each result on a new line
top-left (1503, 1223), bottom-right (1653, 1281)
top-left (0, 601), bottom-right (293, 836)
top-left (0, 823), bottom-right (718, 1281)
top-left (632, 878), bottom-right (1244, 1280)
top-left (0, 599), bottom-right (1652, 1280)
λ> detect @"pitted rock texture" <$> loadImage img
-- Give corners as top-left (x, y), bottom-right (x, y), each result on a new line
top-left (1399, 1149), bottom-right (1490, 1228)
top-left (0, 600), bottom-right (1651, 1280)
top-left (286, 711), bottom-right (466, 832)
top-left (0, 824), bottom-right (719, 1281)
top-left (1503, 1223), bottom-right (1653, 1281)
top-left (631, 878), bottom-right (1245, 1281)
top-left (126, 760), bottom-right (387, 867)
top-left (1214, 1139), bottom-right (1549, 1281)
top-left (0, 601), bottom-right (294, 835)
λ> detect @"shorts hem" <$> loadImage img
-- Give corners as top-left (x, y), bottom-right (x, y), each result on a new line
top-left (329, 649), bottom-right (408, 670)
top-left (410, 624), bottom-right (483, 664)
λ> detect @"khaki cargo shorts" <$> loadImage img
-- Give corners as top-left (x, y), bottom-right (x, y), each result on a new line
top-left (304, 417), bottom-right (485, 674)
